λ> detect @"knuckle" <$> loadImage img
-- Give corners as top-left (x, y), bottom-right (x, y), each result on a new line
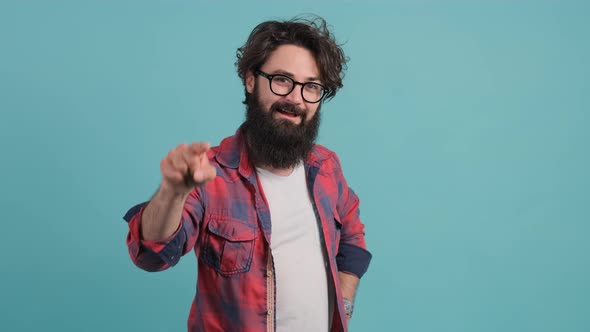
top-left (167, 150), bottom-right (176, 160)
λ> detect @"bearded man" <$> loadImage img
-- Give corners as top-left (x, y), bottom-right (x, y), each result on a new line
top-left (123, 15), bottom-right (372, 332)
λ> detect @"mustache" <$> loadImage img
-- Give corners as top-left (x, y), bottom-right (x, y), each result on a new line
top-left (270, 102), bottom-right (306, 117)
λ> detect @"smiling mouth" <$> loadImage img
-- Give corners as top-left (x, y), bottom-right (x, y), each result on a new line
top-left (277, 109), bottom-right (299, 117)
top-left (275, 107), bottom-right (303, 120)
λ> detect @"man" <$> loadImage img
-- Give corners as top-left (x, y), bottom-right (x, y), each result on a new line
top-left (124, 16), bottom-right (372, 332)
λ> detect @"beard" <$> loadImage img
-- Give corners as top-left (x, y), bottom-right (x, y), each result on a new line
top-left (242, 86), bottom-right (321, 169)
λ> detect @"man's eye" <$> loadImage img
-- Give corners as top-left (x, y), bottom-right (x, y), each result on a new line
top-left (306, 83), bottom-right (321, 91)
top-left (274, 76), bottom-right (291, 84)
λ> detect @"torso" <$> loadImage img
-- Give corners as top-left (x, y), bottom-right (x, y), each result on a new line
top-left (257, 162), bottom-right (334, 331)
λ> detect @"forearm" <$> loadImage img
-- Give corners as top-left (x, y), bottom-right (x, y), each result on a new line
top-left (338, 271), bottom-right (359, 301)
top-left (141, 186), bottom-right (188, 241)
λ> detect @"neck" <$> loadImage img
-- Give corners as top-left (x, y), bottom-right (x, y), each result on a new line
top-left (256, 164), bottom-right (296, 177)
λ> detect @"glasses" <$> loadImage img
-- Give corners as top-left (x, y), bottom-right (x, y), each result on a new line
top-left (255, 70), bottom-right (328, 103)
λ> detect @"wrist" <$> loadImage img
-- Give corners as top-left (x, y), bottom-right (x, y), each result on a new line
top-left (343, 298), bottom-right (354, 318)
top-left (158, 183), bottom-right (190, 201)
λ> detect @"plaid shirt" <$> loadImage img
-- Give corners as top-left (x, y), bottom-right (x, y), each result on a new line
top-left (124, 127), bottom-right (372, 332)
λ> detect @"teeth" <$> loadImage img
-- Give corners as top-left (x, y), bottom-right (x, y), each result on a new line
top-left (280, 109), bottom-right (297, 116)
top-left (275, 106), bottom-right (301, 117)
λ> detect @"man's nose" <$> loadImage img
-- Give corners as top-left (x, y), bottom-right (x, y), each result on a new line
top-left (284, 85), bottom-right (304, 104)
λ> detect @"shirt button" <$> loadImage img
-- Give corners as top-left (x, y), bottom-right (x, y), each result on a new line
top-left (267, 271), bottom-right (272, 277)
top-left (267, 309), bottom-right (273, 316)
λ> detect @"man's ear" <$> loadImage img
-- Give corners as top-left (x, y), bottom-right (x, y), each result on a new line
top-left (246, 70), bottom-right (255, 94)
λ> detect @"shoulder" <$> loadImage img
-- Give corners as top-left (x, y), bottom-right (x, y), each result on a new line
top-left (207, 131), bottom-right (243, 169)
top-left (311, 143), bottom-right (344, 170)
top-left (312, 143), bottom-right (334, 159)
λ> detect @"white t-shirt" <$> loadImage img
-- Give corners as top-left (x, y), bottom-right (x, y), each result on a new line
top-left (257, 162), bottom-right (333, 331)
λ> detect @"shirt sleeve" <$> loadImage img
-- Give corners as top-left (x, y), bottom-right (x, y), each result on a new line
top-left (332, 154), bottom-right (372, 278)
top-left (123, 189), bottom-right (204, 272)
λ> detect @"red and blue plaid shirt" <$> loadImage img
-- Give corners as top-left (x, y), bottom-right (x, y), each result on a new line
top-left (124, 127), bottom-right (372, 331)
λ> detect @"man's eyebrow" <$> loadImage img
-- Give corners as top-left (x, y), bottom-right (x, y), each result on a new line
top-left (271, 69), bottom-right (321, 82)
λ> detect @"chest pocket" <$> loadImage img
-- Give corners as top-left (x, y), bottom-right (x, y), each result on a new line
top-left (202, 215), bottom-right (257, 276)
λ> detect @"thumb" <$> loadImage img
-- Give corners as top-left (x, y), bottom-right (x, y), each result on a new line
top-left (193, 164), bottom-right (216, 184)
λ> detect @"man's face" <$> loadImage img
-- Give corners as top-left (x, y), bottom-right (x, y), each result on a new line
top-left (243, 44), bottom-right (323, 169)
top-left (246, 44), bottom-right (322, 125)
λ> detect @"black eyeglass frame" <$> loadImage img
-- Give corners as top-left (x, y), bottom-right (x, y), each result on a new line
top-left (255, 70), bottom-right (329, 103)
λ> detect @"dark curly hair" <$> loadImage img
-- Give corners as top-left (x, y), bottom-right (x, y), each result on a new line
top-left (236, 15), bottom-right (348, 104)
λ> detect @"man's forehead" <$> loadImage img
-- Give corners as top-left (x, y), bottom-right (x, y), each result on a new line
top-left (262, 45), bottom-right (320, 81)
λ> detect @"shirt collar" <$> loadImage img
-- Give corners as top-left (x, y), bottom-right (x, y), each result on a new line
top-left (214, 124), bottom-right (331, 176)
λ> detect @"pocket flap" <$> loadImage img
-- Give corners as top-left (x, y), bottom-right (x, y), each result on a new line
top-left (207, 217), bottom-right (257, 241)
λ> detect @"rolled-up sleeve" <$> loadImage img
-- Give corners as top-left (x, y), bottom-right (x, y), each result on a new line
top-left (123, 189), bottom-right (204, 272)
top-left (336, 243), bottom-right (372, 278)
top-left (332, 155), bottom-right (372, 278)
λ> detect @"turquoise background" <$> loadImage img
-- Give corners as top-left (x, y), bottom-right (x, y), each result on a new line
top-left (1, 1), bottom-right (588, 331)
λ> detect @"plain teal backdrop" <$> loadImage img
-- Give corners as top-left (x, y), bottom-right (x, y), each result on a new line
top-left (1, 1), bottom-right (588, 331)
